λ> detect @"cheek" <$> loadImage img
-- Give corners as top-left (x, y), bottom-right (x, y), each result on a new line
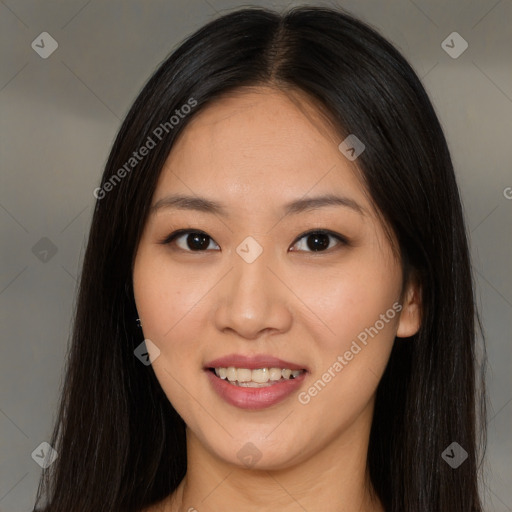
top-left (292, 252), bottom-right (402, 422)
top-left (293, 254), bottom-right (402, 356)
top-left (132, 248), bottom-right (204, 376)
top-left (133, 250), bottom-right (209, 423)
top-left (134, 246), bottom-right (198, 338)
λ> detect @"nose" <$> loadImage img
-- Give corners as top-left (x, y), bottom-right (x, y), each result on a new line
top-left (213, 243), bottom-right (293, 340)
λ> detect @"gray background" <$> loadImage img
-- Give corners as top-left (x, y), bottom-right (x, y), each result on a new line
top-left (0, 0), bottom-right (510, 510)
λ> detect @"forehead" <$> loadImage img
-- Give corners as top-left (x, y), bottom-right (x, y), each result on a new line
top-left (154, 86), bottom-right (370, 214)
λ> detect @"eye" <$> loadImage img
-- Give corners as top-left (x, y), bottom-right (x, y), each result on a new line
top-left (160, 230), bottom-right (220, 252)
top-left (160, 228), bottom-right (348, 253)
top-left (290, 229), bottom-right (348, 253)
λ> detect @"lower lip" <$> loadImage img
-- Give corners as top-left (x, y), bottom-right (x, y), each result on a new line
top-left (205, 370), bottom-right (306, 410)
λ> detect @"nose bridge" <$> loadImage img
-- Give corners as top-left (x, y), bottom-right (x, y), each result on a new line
top-left (214, 235), bottom-right (292, 338)
top-left (231, 235), bottom-right (274, 312)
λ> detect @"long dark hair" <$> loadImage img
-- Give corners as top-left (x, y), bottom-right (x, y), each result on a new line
top-left (34, 5), bottom-right (486, 511)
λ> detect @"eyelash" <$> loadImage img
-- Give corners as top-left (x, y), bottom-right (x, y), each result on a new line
top-left (159, 228), bottom-right (349, 254)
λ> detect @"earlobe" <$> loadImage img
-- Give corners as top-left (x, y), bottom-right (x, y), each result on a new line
top-left (396, 279), bottom-right (422, 338)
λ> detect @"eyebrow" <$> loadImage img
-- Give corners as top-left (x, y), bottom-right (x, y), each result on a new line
top-left (150, 193), bottom-right (367, 218)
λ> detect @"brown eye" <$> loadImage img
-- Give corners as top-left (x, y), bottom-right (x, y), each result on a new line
top-left (162, 230), bottom-right (220, 251)
top-left (290, 230), bottom-right (348, 253)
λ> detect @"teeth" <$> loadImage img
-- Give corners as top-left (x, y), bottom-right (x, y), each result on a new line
top-left (213, 366), bottom-right (305, 385)
top-left (226, 367), bottom-right (237, 381)
top-left (269, 367), bottom-right (282, 381)
top-left (281, 369), bottom-right (292, 379)
top-left (252, 368), bottom-right (269, 383)
top-left (237, 368), bottom-right (252, 382)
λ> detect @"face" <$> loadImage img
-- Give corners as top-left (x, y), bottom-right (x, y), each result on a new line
top-left (133, 86), bottom-right (420, 470)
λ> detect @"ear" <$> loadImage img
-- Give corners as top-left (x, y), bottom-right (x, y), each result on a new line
top-left (396, 276), bottom-right (422, 338)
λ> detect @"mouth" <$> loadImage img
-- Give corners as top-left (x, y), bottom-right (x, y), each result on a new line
top-left (204, 354), bottom-right (308, 409)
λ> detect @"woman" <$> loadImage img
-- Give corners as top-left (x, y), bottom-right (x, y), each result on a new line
top-left (34, 5), bottom-right (486, 511)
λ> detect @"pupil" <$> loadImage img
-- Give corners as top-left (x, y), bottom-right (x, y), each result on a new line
top-left (307, 233), bottom-right (329, 251)
top-left (188, 233), bottom-right (209, 250)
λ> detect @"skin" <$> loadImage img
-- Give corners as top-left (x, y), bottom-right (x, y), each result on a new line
top-left (133, 86), bottom-right (421, 512)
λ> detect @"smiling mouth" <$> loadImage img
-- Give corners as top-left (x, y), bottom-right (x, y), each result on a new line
top-left (208, 367), bottom-right (306, 387)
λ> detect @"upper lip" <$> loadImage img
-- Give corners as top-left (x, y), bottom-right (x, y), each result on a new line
top-left (205, 354), bottom-right (308, 371)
